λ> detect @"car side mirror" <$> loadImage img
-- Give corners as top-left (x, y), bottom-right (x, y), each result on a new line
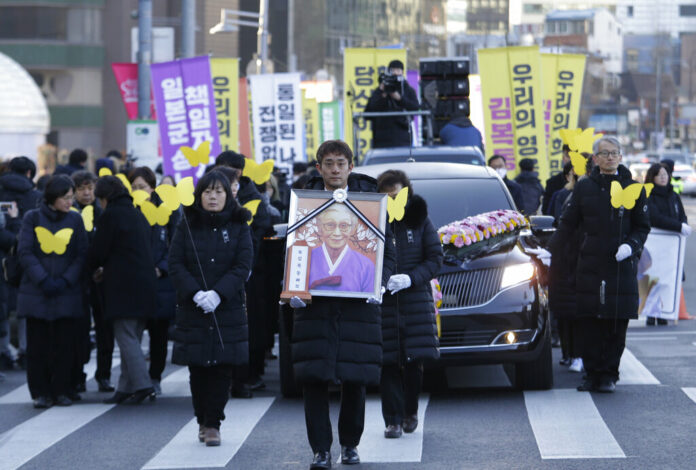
top-left (528, 215), bottom-right (555, 246)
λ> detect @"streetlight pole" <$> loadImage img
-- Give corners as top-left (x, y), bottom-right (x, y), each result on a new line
top-left (181, 0), bottom-right (196, 58)
top-left (137, 0), bottom-right (152, 120)
top-left (257, 0), bottom-right (269, 74)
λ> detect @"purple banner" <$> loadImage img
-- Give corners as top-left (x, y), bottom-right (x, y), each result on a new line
top-left (151, 56), bottom-right (220, 182)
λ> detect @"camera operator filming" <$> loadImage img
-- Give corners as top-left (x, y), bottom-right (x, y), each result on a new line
top-left (364, 60), bottom-right (419, 148)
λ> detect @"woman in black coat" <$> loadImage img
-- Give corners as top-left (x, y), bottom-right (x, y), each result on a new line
top-left (169, 171), bottom-right (253, 447)
top-left (376, 170), bottom-right (443, 438)
top-left (91, 176), bottom-right (158, 405)
top-left (17, 175), bottom-right (88, 408)
top-left (129, 167), bottom-right (178, 393)
top-left (644, 163), bottom-right (690, 325)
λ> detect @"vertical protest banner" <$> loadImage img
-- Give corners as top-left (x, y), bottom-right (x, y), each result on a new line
top-left (111, 63), bottom-right (157, 120)
top-left (479, 46), bottom-right (548, 181)
top-left (151, 55), bottom-right (220, 182)
top-left (302, 89), bottom-right (320, 161)
top-left (249, 73), bottom-right (304, 171)
top-left (210, 58), bottom-right (239, 153)
top-left (319, 101), bottom-right (341, 142)
top-left (542, 53), bottom-right (586, 176)
top-left (343, 47), bottom-right (407, 162)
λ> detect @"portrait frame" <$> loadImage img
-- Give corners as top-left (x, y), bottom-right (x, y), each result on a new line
top-left (281, 188), bottom-right (387, 300)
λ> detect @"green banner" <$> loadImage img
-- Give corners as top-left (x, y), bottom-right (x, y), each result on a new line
top-left (319, 101), bottom-right (341, 142)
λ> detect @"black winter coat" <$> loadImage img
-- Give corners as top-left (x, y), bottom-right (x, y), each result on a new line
top-left (169, 202), bottom-right (253, 367)
top-left (0, 172), bottom-right (41, 231)
top-left (514, 171), bottom-right (544, 215)
top-left (364, 81), bottom-right (419, 148)
top-left (542, 171), bottom-right (566, 215)
top-left (291, 173), bottom-right (397, 385)
top-left (381, 195), bottom-right (442, 366)
top-left (236, 176), bottom-right (272, 263)
top-left (550, 165), bottom-right (651, 319)
top-left (17, 203), bottom-right (88, 321)
top-left (647, 184), bottom-right (686, 232)
top-left (90, 194), bottom-right (157, 320)
top-left (503, 177), bottom-right (525, 212)
top-left (548, 189), bottom-right (578, 319)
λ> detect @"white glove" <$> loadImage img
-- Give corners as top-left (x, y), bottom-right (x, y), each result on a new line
top-left (198, 290), bottom-right (221, 313)
top-left (525, 247), bottom-right (552, 267)
top-left (193, 290), bottom-right (207, 308)
top-left (681, 223), bottom-right (692, 237)
top-left (367, 287), bottom-right (386, 305)
top-left (615, 243), bottom-right (632, 262)
top-left (289, 296), bottom-right (306, 309)
top-left (387, 274), bottom-right (411, 294)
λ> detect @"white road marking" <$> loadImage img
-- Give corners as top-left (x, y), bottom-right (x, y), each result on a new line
top-left (0, 357), bottom-right (120, 404)
top-left (0, 404), bottom-right (114, 470)
top-left (627, 331), bottom-right (696, 336)
top-left (338, 395), bottom-right (429, 463)
top-left (141, 397), bottom-right (275, 469)
top-left (159, 366), bottom-right (191, 397)
top-left (627, 336), bottom-right (678, 341)
top-left (683, 388), bottom-right (696, 404)
top-left (524, 389), bottom-right (625, 459)
top-left (618, 349), bottom-right (660, 385)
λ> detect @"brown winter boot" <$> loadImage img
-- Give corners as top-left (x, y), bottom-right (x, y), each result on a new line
top-left (204, 427), bottom-right (221, 447)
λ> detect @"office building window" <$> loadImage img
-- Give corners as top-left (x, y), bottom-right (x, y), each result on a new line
top-left (627, 6), bottom-right (634, 17)
top-left (0, 7), bottom-right (67, 40)
top-left (680, 5), bottom-right (696, 16)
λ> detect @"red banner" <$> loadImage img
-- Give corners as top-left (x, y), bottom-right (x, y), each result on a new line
top-left (111, 63), bottom-right (156, 120)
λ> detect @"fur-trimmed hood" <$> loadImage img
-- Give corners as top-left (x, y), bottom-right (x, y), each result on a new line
top-left (403, 194), bottom-right (428, 229)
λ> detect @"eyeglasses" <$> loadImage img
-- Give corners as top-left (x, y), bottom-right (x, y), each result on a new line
top-left (322, 222), bottom-right (352, 233)
top-left (596, 150), bottom-right (620, 158)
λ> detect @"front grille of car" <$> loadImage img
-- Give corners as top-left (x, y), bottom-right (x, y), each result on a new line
top-left (439, 329), bottom-right (497, 347)
top-left (439, 267), bottom-right (504, 309)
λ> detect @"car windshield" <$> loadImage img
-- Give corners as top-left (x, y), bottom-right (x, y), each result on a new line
top-left (412, 178), bottom-right (513, 228)
top-left (365, 153), bottom-right (483, 166)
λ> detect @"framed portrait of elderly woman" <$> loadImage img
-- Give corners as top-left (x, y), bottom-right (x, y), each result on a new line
top-left (281, 188), bottom-right (387, 301)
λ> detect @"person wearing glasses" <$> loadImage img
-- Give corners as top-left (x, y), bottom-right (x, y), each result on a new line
top-left (307, 204), bottom-right (375, 292)
top-left (550, 136), bottom-right (650, 393)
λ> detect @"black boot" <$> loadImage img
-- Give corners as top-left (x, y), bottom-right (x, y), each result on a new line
top-left (127, 387), bottom-right (156, 404)
top-left (103, 391), bottom-right (133, 404)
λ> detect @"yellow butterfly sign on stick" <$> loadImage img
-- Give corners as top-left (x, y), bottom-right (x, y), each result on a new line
top-left (139, 200), bottom-right (173, 226)
top-left (243, 159), bottom-right (275, 185)
top-left (569, 151), bottom-right (588, 177)
top-left (155, 177), bottom-right (195, 211)
top-left (243, 199), bottom-right (261, 225)
top-left (180, 141), bottom-right (211, 168)
top-left (70, 205), bottom-right (94, 232)
top-left (98, 167), bottom-right (113, 177)
top-left (387, 187), bottom-right (409, 223)
top-left (35, 227), bottom-right (74, 255)
top-left (560, 128), bottom-right (603, 155)
top-left (610, 181), bottom-right (648, 210)
top-left (131, 190), bottom-right (150, 207)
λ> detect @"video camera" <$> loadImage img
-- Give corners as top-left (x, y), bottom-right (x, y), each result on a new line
top-left (379, 72), bottom-right (404, 94)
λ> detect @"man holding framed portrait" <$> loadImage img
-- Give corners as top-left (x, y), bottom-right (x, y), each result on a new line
top-left (283, 140), bottom-right (395, 469)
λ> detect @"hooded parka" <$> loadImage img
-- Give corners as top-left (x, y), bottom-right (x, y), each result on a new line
top-left (291, 173), bottom-right (396, 385)
top-left (169, 202), bottom-right (253, 367)
top-left (381, 195), bottom-right (442, 365)
top-left (551, 165), bottom-right (651, 319)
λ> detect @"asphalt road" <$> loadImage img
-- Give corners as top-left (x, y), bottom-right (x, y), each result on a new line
top-left (1, 200), bottom-right (696, 470)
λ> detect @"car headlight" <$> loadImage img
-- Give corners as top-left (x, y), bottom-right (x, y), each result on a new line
top-left (500, 263), bottom-right (535, 289)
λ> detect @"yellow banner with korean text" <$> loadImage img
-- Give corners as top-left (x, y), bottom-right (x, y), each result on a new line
top-left (541, 53), bottom-right (586, 177)
top-left (343, 48), bottom-right (407, 163)
top-left (210, 58), bottom-right (240, 152)
top-left (302, 89), bottom-right (320, 162)
top-left (479, 46), bottom-right (549, 181)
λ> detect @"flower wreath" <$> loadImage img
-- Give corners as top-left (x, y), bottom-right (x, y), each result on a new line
top-left (437, 210), bottom-right (528, 248)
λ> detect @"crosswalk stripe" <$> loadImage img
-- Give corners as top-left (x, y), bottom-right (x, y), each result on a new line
top-left (159, 366), bottom-right (190, 397)
top-left (0, 403), bottom-right (115, 470)
top-left (338, 395), bottom-right (429, 463)
top-left (0, 358), bottom-right (121, 404)
top-left (618, 348), bottom-right (660, 385)
top-left (524, 389), bottom-right (625, 459)
top-left (141, 397), bottom-right (275, 470)
top-left (683, 388), bottom-right (696, 404)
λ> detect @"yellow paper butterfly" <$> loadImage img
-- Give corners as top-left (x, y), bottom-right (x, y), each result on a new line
top-left (131, 190), bottom-right (150, 207)
top-left (180, 141), bottom-right (211, 168)
top-left (610, 181), bottom-right (645, 210)
top-left (98, 167), bottom-right (113, 177)
top-left (243, 199), bottom-right (261, 225)
top-left (643, 183), bottom-right (654, 198)
top-left (243, 159), bottom-right (275, 185)
top-left (569, 151), bottom-right (587, 177)
top-left (69, 206), bottom-right (93, 231)
top-left (139, 200), bottom-right (172, 226)
top-left (116, 174), bottom-right (132, 194)
top-left (35, 226), bottom-right (74, 255)
top-left (387, 186), bottom-right (409, 223)
top-left (155, 177), bottom-right (195, 211)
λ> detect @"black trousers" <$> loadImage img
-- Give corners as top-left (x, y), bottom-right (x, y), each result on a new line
top-left (189, 364), bottom-right (233, 429)
top-left (26, 317), bottom-right (76, 399)
top-left (71, 314), bottom-right (91, 388)
top-left (559, 317), bottom-right (582, 359)
top-left (303, 381), bottom-right (365, 453)
top-left (92, 286), bottom-right (114, 381)
top-left (578, 317), bottom-right (629, 382)
top-left (147, 318), bottom-right (170, 381)
top-left (246, 276), bottom-right (266, 379)
top-left (380, 361), bottom-right (423, 426)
